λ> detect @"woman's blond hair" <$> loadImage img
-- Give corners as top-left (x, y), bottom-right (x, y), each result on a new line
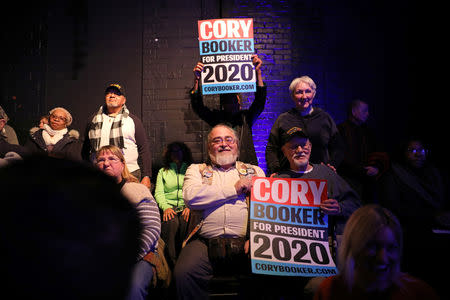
top-left (95, 145), bottom-right (139, 183)
top-left (337, 204), bottom-right (403, 291)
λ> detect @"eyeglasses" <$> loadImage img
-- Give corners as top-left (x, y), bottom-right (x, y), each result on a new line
top-left (407, 148), bottom-right (427, 155)
top-left (211, 136), bottom-right (236, 145)
top-left (96, 156), bottom-right (122, 165)
top-left (50, 114), bottom-right (67, 122)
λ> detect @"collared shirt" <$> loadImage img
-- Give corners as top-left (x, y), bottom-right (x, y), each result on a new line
top-left (183, 162), bottom-right (265, 239)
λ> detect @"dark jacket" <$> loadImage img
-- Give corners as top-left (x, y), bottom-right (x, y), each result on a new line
top-left (266, 107), bottom-right (344, 174)
top-left (0, 137), bottom-right (30, 158)
top-left (24, 128), bottom-right (82, 161)
top-left (378, 162), bottom-right (447, 232)
top-left (191, 84), bottom-right (267, 166)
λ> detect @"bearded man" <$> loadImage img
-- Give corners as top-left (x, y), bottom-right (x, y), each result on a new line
top-left (275, 126), bottom-right (360, 239)
top-left (174, 123), bottom-right (265, 300)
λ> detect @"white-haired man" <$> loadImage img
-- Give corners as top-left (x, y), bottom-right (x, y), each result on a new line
top-left (174, 123), bottom-right (265, 299)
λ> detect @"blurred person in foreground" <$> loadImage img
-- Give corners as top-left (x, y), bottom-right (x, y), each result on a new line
top-left (0, 155), bottom-right (141, 299)
top-left (314, 204), bottom-right (439, 300)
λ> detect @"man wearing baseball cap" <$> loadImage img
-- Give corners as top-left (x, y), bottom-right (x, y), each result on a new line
top-left (276, 126), bottom-right (360, 236)
top-left (261, 126), bottom-right (360, 299)
top-left (82, 83), bottom-right (152, 188)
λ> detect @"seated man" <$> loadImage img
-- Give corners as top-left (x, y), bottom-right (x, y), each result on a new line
top-left (174, 124), bottom-right (265, 300)
top-left (276, 126), bottom-right (361, 238)
top-left (250, 127), bottom-right (361, 300)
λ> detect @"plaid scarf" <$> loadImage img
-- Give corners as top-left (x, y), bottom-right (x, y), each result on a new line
top-left (88, 105), bottom-right (129, 151)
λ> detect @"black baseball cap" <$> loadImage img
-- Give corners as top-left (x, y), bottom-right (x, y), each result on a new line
top-left (280, 127), bottom-right (309, 145)
top-left (105, 83), bottom-right (125, 96)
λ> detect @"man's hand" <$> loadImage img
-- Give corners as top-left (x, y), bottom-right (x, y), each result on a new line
top-left (193, 62), bottom-right (204, 80)
top-left (235, 177), bottom-right (253, 195)
top-left (252, 54), bottom-right (263, 86)
top-left (252, 54), bottom-right (262, 70)
top-left (320, 199), bottom-right (341, 215)
top-left (192, 62), bottom-right (204, 91)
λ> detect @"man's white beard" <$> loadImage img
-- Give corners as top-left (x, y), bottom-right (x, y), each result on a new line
top-left (291, 155), bottom-right (309, 171)
top-left (211, 152), bottom-right (238, 166)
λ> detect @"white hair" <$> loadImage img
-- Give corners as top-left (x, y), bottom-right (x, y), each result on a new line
top-left (49, 107), bottom-right (73, 126)
top-left (289, 76), bottom-right (317, 97)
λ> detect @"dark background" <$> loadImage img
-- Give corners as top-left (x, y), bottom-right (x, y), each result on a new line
top-left (1, 0), bottom-right (447, 174)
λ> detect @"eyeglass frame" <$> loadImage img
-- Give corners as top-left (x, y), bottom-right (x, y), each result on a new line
top-left (95, 156), bottom-right (123, 165)
top-left (49, 114), bottom-right (67, 123)
top-left (210, 136), bottom-right (236, 145)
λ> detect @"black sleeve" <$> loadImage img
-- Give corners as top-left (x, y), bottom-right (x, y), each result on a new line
top-left (326, 116), bottom-right (345, 169)
top-left (130, 114), bottom-right (152, 179)
top-left (190, 89), bottom-right (218, 126)
top-left (246, 84), bottom-right (267, 126)
top-left (265, 117), bottom-right (284, 175)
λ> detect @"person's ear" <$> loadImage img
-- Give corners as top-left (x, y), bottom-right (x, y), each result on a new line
top-left (0, 119), bottom-right (6, 131)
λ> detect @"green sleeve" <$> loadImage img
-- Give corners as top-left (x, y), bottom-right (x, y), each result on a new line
top-left (154, 168), bottom-right (172, 211)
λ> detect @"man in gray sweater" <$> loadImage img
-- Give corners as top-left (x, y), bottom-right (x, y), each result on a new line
top-left (275, 126), bottom-right (360, 236)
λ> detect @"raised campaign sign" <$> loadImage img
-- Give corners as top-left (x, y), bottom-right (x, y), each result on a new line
top-left (250, 177), bottom-right (338, 277)
top-left (197, 18), bottom-right (256, 95)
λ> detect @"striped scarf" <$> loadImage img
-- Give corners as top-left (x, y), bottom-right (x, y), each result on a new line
top-left (88, 105), bottom-right (129, 151)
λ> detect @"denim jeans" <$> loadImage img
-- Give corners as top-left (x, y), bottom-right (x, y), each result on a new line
top-left (126, 260), bottom-right (153, 300)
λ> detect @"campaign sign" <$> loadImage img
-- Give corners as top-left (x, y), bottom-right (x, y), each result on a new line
top-left (198, 18), bottom-right (256, 95)
top-left (250, 177), bottom-right (338, 277)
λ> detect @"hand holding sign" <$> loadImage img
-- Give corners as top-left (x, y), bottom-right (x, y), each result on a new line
top-left (320, 199), bottom-right (341, 215)
top-left (250, 177), bottom-right (338, 277)
top-left (252, 54), bottom-right (264, 87)
top-left (198, 18), bottom-right (256, 95)
top-left (235, 177), bottom-right (253, 195)
top-left (193, 62), bottom-right (204, 80)
top-left (252, 54), bottom-right (262, 71)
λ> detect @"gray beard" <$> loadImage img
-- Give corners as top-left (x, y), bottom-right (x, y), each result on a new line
top-left (211, 152), bottom-right (238, 166)
top-left (290, 155), bottom-right (309, 171)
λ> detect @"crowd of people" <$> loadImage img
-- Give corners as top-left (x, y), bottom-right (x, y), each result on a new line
top-left (1, 54), bottom-right (449, 300)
